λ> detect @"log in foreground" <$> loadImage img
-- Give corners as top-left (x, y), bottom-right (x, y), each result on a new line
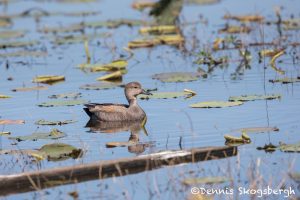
top-left (0, 146), bottom-right (237, 196)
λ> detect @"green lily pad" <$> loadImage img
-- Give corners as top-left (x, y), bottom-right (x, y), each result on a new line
top-left (233, 127), bottom-right (279, 133)
top-left (39, 143), bottom-right (82, 161)
top-left (35, 119), bottom-right (77, 125)
top-left (79, 82), bottom-right (121, 90)
top-left (279, 142), bottom-right (300, 153)
top-left (37, 99), bottom-right (87, 107)
top-left (229, 94), bottom-right (281, 102)
top-left (139, 90), bottom-right (195, 99)
top-left (269, 77), bottom-right (300, 84)
top-left (48, 92), bottom-right (82, 99)
top-left (9, 129), bottom-right (66, 141)
top-left (190, 101), bottom-right (243, 108)
top-left (182, 176), bottom-right (231, 185)
top-left (152, 72), bottom-right (204, 83)
top-left (12, 86), bottom-right (48, 92)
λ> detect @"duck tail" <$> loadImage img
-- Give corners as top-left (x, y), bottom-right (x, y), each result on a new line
top-left (83, 107), bottom-right (92, 117)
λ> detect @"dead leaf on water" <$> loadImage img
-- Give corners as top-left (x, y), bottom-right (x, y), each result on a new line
top-left (32, 75), bottom-right (65, 84)
top-left (219, 25), bottom-right (251, 34)
top-left (128, 34), bottom-right (184, 48)
top-left (0, 131), bottom-right (11, 136)
top-left (0, 94), bottom-right (11, 98)
top-left (0, 30), bottom-right (26, 39)
top-left (106, 141), bottom-right (136, 148)
top-left (269, 50), bottom-right (285, 75)
top-left (0, 119), bottom-right (25, 125)
top-left (79, 59), bottom-right (128, 71)
top-left (132, 1), bottom-right (156, 10)
top-left (139, 25), bottom-right (178, 35)
top-left (96, 70), bottom-right (126, 81)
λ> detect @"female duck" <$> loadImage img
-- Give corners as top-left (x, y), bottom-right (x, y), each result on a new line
top-left (84, 82), bottom-right (151, 122)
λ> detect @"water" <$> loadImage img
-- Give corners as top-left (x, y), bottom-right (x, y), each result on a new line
top-left (0, 0), bottom-right (300, 199)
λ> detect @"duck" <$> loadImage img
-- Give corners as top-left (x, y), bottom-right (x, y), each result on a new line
top-left (84, 82), bottom-right (151, 122)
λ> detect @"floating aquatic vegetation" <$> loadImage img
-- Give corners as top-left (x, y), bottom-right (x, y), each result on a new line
top-left (219, 25), bottom-right (251, 34)
top-left (259, 49), bottom-right (283, 58)
top-left (228, 94), bottom-right (281, 102)
top-left (37, 99), bottom-right (87, 107)
top-left (232, 127), bottom-right (279, 134)
top-left (269, 77), bottom-right (300, 84)
top-left (9, 129), bottom-right (66, 141)
top-left (190, 101), bottom-right (243, 108)
top-left (149, 0), bottom-right (183, 25)
top-left (0, 94), bottom-right (11, 98)
top-left (0, 131), bottom-right (11, 136)
top-left (257, 143), bottom-right (278, 152)
top-left (106, 141), bottom-right (136, 148)
top-left (139, 25), bottom-right (178, 35)
top-left (139, 89), bottom-right (196, 99)
top-left (0, 50), bottom-right (47, 57)
top-left (11, 85), bottom-right (48, 92)
top-left (279, 142), bottom-right (300, 153)
top-left (132, 1), bottom-right (156, 10)
top-left (269, 50), bottom-right (285, 75)
top-left (96, 70), bottom-right (126, 81)
top-left (84, 19), bottom-right (146, 29)
top-left (0, 18), bottom-right (11, 27)
top-left (282, 18), bottom-right (300, 30)
top-left (0, 30), bottom-right (26, 39)
top-left (182, 176), bottom-right (231, 185)
top-left (185, 0), bottom-right (220, 5)
top-left (0, 119), bottom-right (24, 125)
top-left (224, 132), bottom-right (251, 145)
top-left (39, 24), bottom-right (84, 33)
top-left (79, 59), bottom-right (128, 71)
top-left (35, 119), bottom-right (77, 125)
top-left (79, 81), bottom-right (121, 90)
top-left (152, 72), bottom-right (204, 83)
top-left (39, 143), bottom-right (82, 161)
top-left (48, 92), bottom-right (82, 99)
top-left (53, 33), bottom-right (111, 45)
top-left (128, 34), bottom-right (184, 48)
top-left (32, 75), bottom-right (65, 84)
top-left (0, 40), bottom-right (40, 49)
top-left (223, 14), bottom-right (264, 22)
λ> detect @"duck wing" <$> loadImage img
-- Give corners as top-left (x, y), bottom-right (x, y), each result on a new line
top-left (84, 103), bottom-right (129, 121)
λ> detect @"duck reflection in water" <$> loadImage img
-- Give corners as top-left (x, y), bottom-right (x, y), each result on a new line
top-left (85, 118), bottom-right (152, 154)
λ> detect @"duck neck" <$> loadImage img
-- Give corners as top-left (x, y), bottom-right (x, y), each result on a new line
top-left (128, 98), bottom-right (137, 107)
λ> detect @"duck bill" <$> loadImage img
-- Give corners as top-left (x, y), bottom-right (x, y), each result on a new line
top-left (141, 89), bottom-right (152, 95)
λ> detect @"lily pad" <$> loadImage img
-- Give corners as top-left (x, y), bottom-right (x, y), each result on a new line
top-left (0, 40), bottom-right (39, 49)
top-left (219, 25), bottom-right (251, 34)
top-left (35, 119), bottom-right (77, 125)
top-left (12, 85), bottom-right (48, 92)
top-left (39, 143), bottom-right (82, 161)
top-left (79, 59), bottom-right (128, 71)
top-left (224, 133), bottom-right (251, 144)
top-left (257, 143), bottom-right (278, 152)
top-left (229, 94), bottom-right (281, 102)
top-left (0, 119), bottom-right (25, 125)
top-left (269, 77), bottom-right (300, 84)
top-left (0, 94), bottom-right (11, 98)
top-left (32, 75), bottom-right (65, 84)
top-left (223, 14), bottom-right (264, 22)
top-left (48, 92), bottom-right (82, 99)
top-left (279, 142), bottom-right (300, 153)
top-left (139, 25), bottom-right (178, 35)
top-left (182, 176), bottom-right (231, 185)
top-left (9, 129), bottom-right (66, 142)
top-left (37, 99), bottom-right (86, 107)
top-left (79, 81), bottom-right (121, 90)
top-left (85, 19), bottom-right (146, 29)
top-left (106, 141), bottom-right (137, 148)
top-left (0, 131), bottom-right (11, 136)
top-left (53, 33), bottom-right (111, 45)
top-left (128, 34), bottom-right (184, 48)
top-left (190, 101), bottom-right (243, 108)
top-left (232, 127), bottom-right (279, 133)
top-left (152, 72), bottom-right (203, 83)
top-left (0, 50), bottom-right (47, 57)
top-left (0, 30), bottom-right (26, 39)
top-left (139, 90), bottom-right (195, 99)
